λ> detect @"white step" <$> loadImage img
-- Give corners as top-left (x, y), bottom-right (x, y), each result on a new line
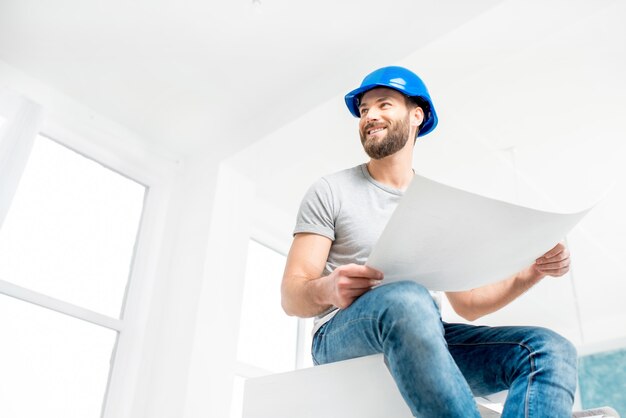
top-left (242, 353), bottom-right (501, 418)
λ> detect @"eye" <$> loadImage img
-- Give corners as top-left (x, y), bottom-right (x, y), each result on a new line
top-left (380, 102), bottom-right (392, 108)
top-left (360, 108), bottom-right (369, 116)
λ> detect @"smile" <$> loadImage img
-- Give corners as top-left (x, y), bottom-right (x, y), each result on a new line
top-left (367, 127), bottom-right (386, 135)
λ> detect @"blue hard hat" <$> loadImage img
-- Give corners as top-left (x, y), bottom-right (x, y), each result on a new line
top-left (344, 66), bottom-right (438, 137)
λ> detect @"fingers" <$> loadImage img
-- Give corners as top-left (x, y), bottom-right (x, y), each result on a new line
top-left (331, 264), bottom-right (384, 308)
top-left (535, 242), bottom-right (570, 277)
top-left (335, 264), bottom-right (383, 280)
top-left (340, 278), bottom-right (383, 290)
top-left (537, 242), bottom-right (567, 262)
top-left (537, 254), bottom-right (570, 269)
top-left (536, 262), bottom-right (570, 276)
top-left (333, 264), bottom-right (383, 289)
top-left (536, 242), bottom-right (569, 266)
top-left (335, 270), bottom-right (382, 290)
top-left (334, 284), bottom-right (379, 309)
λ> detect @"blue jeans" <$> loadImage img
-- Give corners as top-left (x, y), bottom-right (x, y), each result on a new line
top-left (312, 281), bottom-right (577, 418)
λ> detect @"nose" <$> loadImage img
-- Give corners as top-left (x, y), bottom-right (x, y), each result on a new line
top-left (363, 107), bottom-right (380, 121)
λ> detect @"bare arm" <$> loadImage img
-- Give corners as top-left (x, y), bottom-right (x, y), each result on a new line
top-left (281, 233), bottom-right (383, 318)
top-left (445, 242), bottom-right (570, 321)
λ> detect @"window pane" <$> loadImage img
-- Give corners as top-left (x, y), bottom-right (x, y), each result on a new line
top-left (0, 294), bottom-right (117, 418)
top-left (237, 240), bottom-right (298, 373)
top-left (0, 135), bottom-right (145, 317)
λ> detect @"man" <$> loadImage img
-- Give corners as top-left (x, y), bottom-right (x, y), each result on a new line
top-left (281, 66), bottom-right (577, 417)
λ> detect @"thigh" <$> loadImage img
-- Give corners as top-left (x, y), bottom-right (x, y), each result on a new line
top-left (312, 281), bottom-right (442, 365)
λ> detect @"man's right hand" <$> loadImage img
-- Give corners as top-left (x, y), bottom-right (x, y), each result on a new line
top-left (323, 264), bottom-right (383, 309)
top-left (282, 233), bottom-right (383, 317)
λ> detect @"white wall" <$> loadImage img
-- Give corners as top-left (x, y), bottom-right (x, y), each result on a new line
top-left (135, 157), bottom-right (221, 418)
top-left (182, 163), bottom-right (254, 418)
top-left (405, 0), bottom-right (626, 350)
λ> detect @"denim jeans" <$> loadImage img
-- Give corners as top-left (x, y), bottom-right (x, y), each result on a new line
top-left (312, 281), bottom-right (578, 418)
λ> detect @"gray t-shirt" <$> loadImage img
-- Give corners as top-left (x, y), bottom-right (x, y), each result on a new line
top-left (294, 164), bottom-right (406, 333)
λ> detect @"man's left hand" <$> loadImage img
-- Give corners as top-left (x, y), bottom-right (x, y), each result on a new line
top-left (532, 242), bottom-right (570, 279)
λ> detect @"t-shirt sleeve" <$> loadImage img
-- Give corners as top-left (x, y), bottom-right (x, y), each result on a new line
top-left (293, 177), bottom-right (336, 241)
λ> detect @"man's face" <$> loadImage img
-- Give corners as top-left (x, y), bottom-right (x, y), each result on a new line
top-left (358, 88), bottom-right (412, 160)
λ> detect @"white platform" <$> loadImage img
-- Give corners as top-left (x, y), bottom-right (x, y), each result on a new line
top-left (242, 354), bottom-right (502, 418)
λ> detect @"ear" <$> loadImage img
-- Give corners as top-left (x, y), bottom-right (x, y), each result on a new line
top-left (411, 106), bottom-right (425, 127)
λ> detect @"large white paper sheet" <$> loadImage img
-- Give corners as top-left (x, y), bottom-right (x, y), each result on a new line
top-left (366, 174), bottom-right (593, 291)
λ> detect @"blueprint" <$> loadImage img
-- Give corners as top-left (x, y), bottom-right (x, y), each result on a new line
top-left (366, 174), bottom-right (594, 291)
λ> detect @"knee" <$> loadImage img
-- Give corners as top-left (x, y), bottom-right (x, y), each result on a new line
top-left (376, 281), bottom-right (439, 316)
top-left (373, 281), bottom-right (442, 337)
top-left (528, 327), bottom-right (578, 388)
top-left (530, 327), bottom-right (577, 364)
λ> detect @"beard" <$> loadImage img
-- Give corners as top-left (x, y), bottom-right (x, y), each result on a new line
top-left (359, 114), bottom-right (411, 160)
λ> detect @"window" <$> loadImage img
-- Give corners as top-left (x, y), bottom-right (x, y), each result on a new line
top-left (0, 294), bottom-right (117, 417)
top-left (232, 239), bottom-right (314, 417)
top-left (0, 135), bottom-right (146, 417)
top-left (237, 239), bottom-right (298, 372)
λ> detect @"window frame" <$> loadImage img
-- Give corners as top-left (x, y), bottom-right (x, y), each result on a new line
top-left (0, 116), bottom-right (178, 418)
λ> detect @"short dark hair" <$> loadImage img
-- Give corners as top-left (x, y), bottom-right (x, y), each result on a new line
top-left (405, 96), bottom-right (430, 140)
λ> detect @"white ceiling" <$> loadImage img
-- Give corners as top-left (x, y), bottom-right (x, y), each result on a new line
top-left (230, 0), bottom-right (626, 217)
top-left (0, 0), bottom-right (500, 158)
